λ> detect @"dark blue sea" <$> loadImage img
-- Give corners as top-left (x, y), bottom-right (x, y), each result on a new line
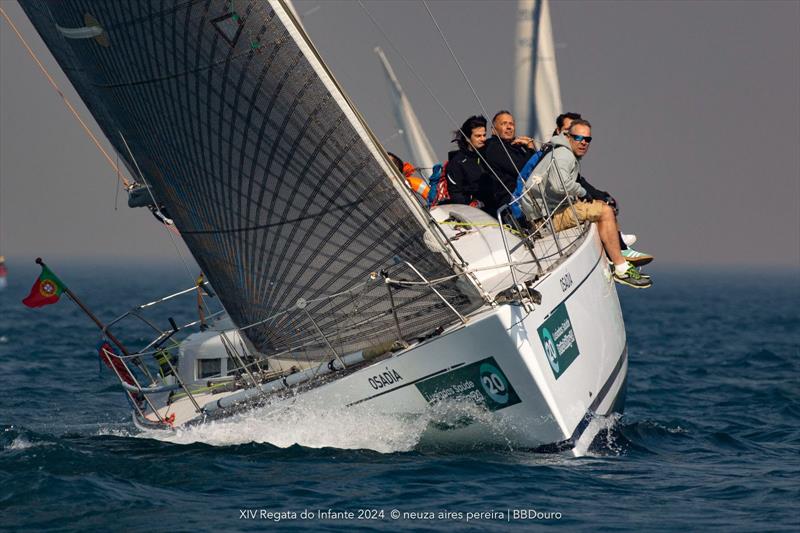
top-left (1, 260), bottom-right (798, 531)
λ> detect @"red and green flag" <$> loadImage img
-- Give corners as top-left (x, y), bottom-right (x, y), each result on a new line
top-left (22, 264), bottom-right (65, 308)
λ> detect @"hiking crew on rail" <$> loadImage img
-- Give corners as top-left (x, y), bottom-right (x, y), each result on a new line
top-left (387, 110), bottom-right (654, 289)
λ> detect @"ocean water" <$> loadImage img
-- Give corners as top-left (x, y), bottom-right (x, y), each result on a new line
top-left (0, 261), bottom-right (797, 531)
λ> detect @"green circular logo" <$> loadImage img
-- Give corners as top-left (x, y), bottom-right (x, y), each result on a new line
top-left (479, 363), bottom-right (509, 404)
top-left (541, 328), bottom-right (559, 373)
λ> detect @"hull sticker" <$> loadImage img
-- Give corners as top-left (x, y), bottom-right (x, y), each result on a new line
top-left (538, 302), bottom-right (580, 379)
top-left (415, 357), bottom-right (521, 411)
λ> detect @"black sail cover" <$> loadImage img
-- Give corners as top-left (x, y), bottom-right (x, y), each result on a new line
top-left (20, 0), bottom-right (484, 357)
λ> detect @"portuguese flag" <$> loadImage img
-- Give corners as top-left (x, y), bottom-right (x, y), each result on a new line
top-left (23, 264), bottom-right (65, 308)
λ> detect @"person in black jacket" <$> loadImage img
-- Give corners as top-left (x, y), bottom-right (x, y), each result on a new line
top-left (482, 110), bottom-right (537, 214)
top-left (445, 115), bottom-right (491, 208)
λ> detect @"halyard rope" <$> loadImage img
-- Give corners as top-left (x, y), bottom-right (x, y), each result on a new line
top-left (0, 6), bottom-right (131, 188)
top-left (0, 7), bottom-right (214, 305)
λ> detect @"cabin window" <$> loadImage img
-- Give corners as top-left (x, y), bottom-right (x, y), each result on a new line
top-left (197, 358), bottom-right (222, 379)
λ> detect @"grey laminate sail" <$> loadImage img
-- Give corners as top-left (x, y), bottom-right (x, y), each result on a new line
top-left (20, 0), bottom-right (483, 357)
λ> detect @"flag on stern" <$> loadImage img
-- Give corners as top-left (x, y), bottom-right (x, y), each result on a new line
top-left (22, 264), bottom-right (65, 307)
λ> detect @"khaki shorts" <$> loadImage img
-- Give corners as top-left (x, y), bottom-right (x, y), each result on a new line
top-left (550, 200), bottom-right (607, 232)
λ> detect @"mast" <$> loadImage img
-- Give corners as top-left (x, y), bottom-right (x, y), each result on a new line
top-left (513, 0), bottom-right (562, 142)
top-left (374, 46), bottom-right (438, 173)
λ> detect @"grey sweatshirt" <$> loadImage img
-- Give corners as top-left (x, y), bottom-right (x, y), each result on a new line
top-left (521, 133), bottom-right (586, 217)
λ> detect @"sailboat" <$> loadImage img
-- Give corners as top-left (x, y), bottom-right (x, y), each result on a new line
top-left (513, 0), bottom-right (562, 143)
top-left (17, 0), bottom-right (627, 452)
top-left (374, 46), bottom-right (437, 174)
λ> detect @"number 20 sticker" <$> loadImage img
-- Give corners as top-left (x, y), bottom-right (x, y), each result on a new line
top-left (479, 363), bottom-right (510, 405)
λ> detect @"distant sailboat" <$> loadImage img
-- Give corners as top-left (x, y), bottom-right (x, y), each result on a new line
top-left (0, 256), bottom-right (7, 290)
top-left (374, 46), bottom-right (437, 174)
top-left (513, 0), bottom-right (562, 142)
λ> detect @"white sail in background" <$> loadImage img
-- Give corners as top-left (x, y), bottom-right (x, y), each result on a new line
top-left (374, 46), bottom-right (437, 173)
top-left (513, 0), bottom-right (562, 142)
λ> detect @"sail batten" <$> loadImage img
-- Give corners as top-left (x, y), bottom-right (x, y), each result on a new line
top-left (20, 0), bottom-right (483, 356)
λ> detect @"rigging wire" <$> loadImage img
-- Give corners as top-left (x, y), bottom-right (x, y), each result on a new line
top-left (0, 6), bottom-right (131, 188)
top-left (114, 152), bottom-right (121, 210)
top-left (284, 3), bottom-right (416, 157)
top-left (117, 132), bottom-right (207, 309)
top-left (1, 6), bottom-right (209, 316)
top-left (355, 1), bottom-right (514, 199)
top-left (419, 0), bottom-right (528, 190)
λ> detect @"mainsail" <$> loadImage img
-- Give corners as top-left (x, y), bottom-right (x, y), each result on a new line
top-left (374, 46), bottom-right (437, 173)
top-left (513, 0), bottom-right (562, 142)
top-left (20, 0), bottom-right (483, 357)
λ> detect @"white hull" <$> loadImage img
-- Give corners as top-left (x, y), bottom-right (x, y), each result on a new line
top-left (135, 222), bottom-right (627, 452)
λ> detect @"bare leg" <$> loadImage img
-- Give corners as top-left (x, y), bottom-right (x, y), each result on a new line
top-left (596, 204), bottom-right (624, 264)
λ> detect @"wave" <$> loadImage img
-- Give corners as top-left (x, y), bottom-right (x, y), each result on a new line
top-left (136, 397), bottom-right (565, 454)
top-left (138, 397), bottom-right (428, 454)
top-left (1, 425), bottom-right (58, 452)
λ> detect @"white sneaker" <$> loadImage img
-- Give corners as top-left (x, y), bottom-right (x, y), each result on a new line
top-left (621, 233), bottom-right (637, 246)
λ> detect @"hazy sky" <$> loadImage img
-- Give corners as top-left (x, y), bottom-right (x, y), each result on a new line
top-left (1, 0), bottom-right (798, 269)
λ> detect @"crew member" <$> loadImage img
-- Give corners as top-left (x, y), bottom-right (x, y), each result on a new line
top-left (444, 115), bottom-right (492, 208)
top-left (482, 111), bottom-right (537, 214)
top-left (525, 119), bottom-right (652, 288)
top-left (553, 112), bottom-right (653, 266)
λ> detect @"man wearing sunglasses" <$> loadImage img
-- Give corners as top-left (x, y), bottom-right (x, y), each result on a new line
top-left (555, 113), bottom-right (653, 267)
top-left (522, 119), bottom-right (652, 289)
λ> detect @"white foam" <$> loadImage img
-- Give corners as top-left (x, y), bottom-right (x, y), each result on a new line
top-left (8, 436), bottom-right (34, 450)
top-left (134, 393), bottom-right (532, 453)
top-left (5, 435), bottom-right (51, 451)
top-left (96, 426), bottom-right (136, 438)
top-left (140, 396), bottom-right (429, 453)
top-left (572, 413), bottom-right (623, 457)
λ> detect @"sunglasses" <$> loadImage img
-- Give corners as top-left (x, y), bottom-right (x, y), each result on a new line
top-left (568, 133), bottom-right (592, 143)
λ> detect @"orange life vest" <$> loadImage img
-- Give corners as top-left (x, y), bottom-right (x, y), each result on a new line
top-left (405, 176), bottom-right (430, 199)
